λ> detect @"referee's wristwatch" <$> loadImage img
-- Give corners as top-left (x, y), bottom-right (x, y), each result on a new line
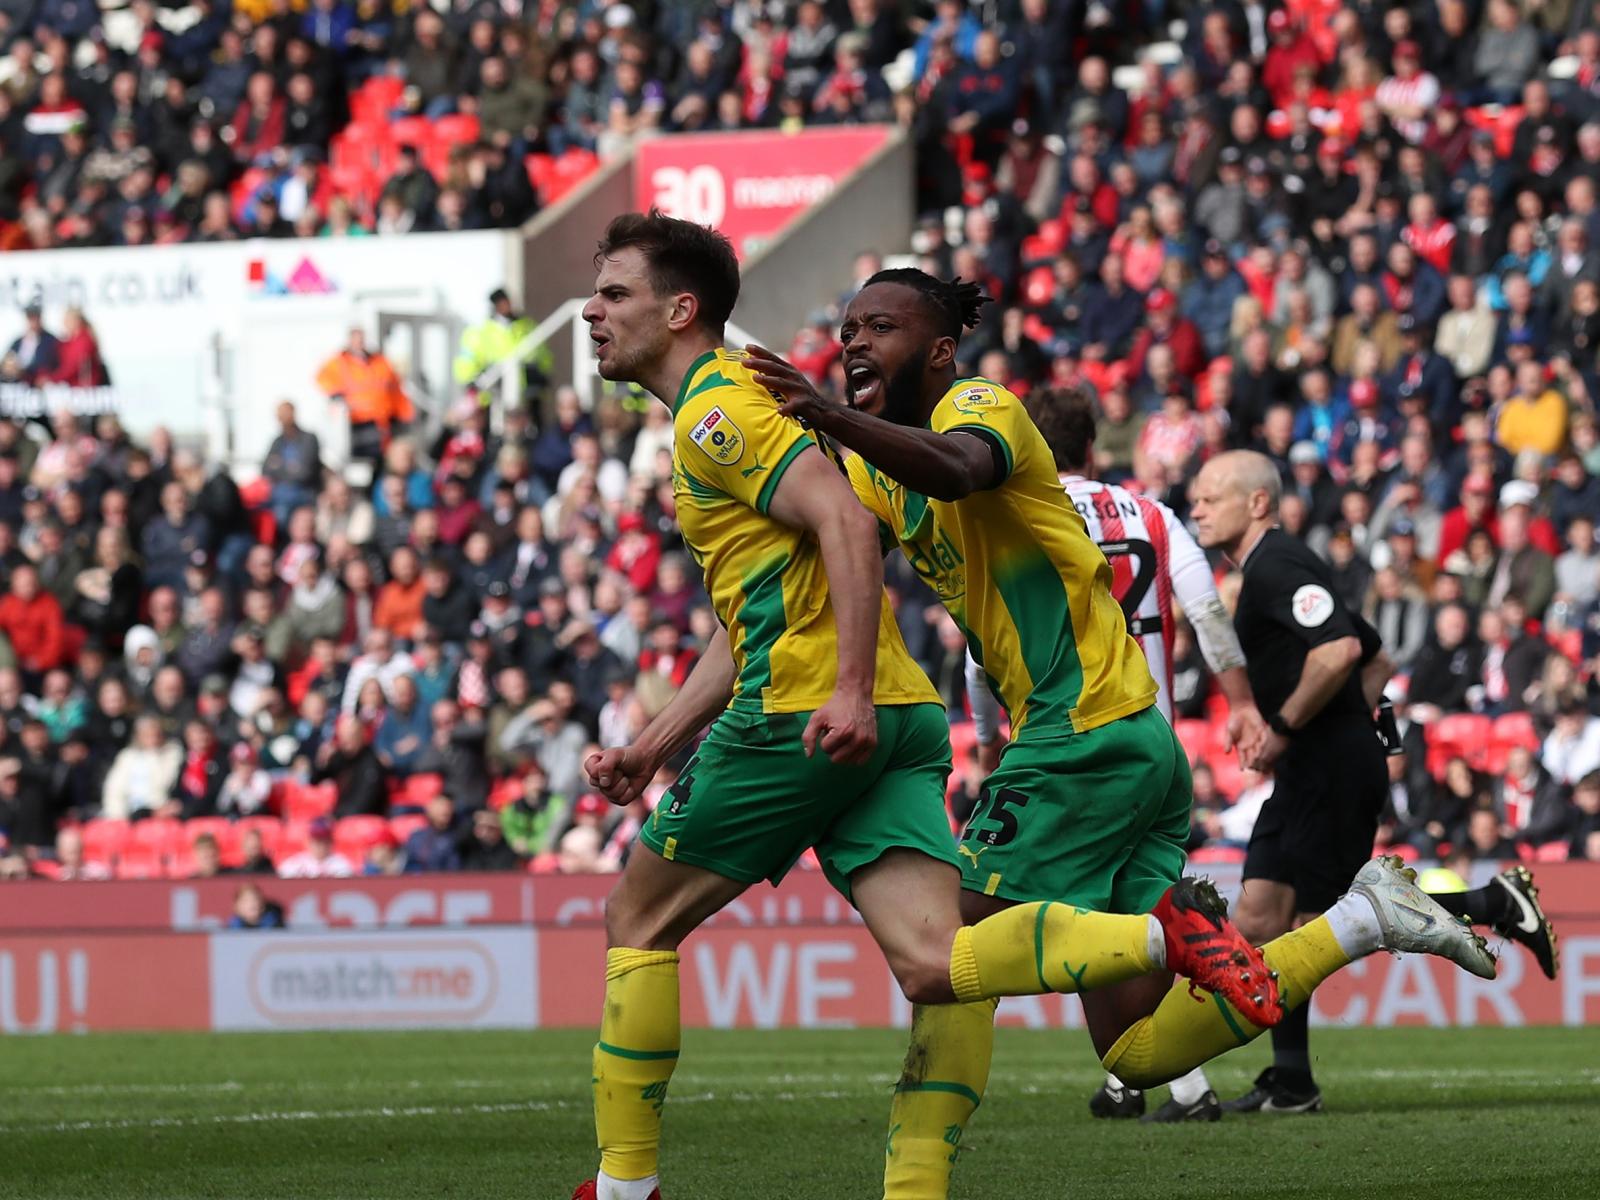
top-left (1266, 712), bottom-right (1295, 737)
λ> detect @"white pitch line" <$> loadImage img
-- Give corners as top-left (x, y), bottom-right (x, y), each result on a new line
top-left (6, 1068), bottom-right (1597, 1135)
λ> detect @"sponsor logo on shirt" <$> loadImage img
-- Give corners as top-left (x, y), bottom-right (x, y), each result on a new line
top-left (688, 405), bottom-right (744, 465)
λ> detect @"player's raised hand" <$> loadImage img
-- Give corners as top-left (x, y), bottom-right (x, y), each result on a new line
top-left (803, 688), bottom-right (878, 766)
top-left (584, 744), bottom-right (656, 806)
top-left (744, 343), bottom-right (838, 426)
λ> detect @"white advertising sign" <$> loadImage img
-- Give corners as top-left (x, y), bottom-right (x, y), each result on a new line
top-left (209, 927), bottom-right (537, 1030)
top-left (0, 231), bottom-right (511, 457)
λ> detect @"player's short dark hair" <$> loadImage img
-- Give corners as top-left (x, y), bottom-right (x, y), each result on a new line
top-left (863, 268), bottom-right (990, 340)
top-left (596, 209), bottom-right (740, 335)
top-left (1026, 385), bottom-right (1096, 473)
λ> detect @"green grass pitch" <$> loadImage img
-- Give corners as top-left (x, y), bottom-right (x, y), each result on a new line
top-left (4, 1027), bottom-right (1598, 1199)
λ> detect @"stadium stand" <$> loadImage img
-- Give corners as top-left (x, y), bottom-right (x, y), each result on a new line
top-left (0, 0), bottom-right (1599, 884)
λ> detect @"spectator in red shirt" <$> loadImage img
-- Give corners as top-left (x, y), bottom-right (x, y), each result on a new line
top-left (229, 72), bottom-right (286, 165)
top-left (606, 513), bottom-right (662, 596)
top-left (1438, 473), bottom-right (1500, 565)
top-left (0, 563), bottom-right (68, 680)
top-left (1402, 193), bottom-right (1457, 277)
top-left (1128, 288), bottom-right (1205, 383)
top-left (1261, 11), bottom-right (1321, 110)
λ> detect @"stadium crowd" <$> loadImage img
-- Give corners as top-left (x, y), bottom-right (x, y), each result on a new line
top-left (2, 0), bottom-right (1600, 883)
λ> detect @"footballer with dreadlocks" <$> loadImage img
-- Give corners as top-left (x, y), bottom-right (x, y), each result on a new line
top-left (744, 270), bottom-right (1497, 1191)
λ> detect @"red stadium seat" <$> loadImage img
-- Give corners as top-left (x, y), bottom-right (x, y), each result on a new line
top-left (129, 818), bottom-right (186, 858)
top-left (1427, 713), bottom-right (1491, 749)
top-left (334, 815), bottom-right (390, 861)
top-left (1491, 712), bottom-right (1540, 751)
top-left (281, 781), bottom-right (337, 823)
top-left (80, 819), bottom-right (130, 865)
top-left (1173, 718), bottom-right (1213, 760)
top-left (1426, 739), bottom-right (1465, 780)
top-left (1020, 265), bottom-right (1055, 309)
top-left (488, 776), bottom-right (523, 810)
top-left (1188, 845), bottom-right (1246, 864)
top-left (1535, 841), bottom-right (1570, 862)
top-left (351, 76), bottom-right (404, 129)
top-left (1208, 755), bottom-right (1245, 800)
top-left (115, 847), bottom-right (165, 880)
top-left (403, 773), bottom-right (445, 806)
top-left (545, 148), bottom-right (599, 202)
top-left (525, 152), bottom-right (557, 196)
top-left (433, 113), bottom-right (480, 150)
top-left (389, 813), bottom-right (428, 844)
top-left (1549, 629), bottom-right (1584, 663)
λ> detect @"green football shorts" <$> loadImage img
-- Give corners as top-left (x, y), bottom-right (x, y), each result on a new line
top-left (637, 701), bottom-right (958, 901)
top-left (957, 704), bottom-right (1190, 914)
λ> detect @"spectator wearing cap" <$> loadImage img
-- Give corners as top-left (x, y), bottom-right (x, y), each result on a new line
top-left (313, 713), bottom-right (388, 818)
top-left (1486, 492), bottom-right (1558, 616)
top-left (6, 304), bottom-right (60, 385)
top-left (1286, 441), bottom-right (1342, 530)
top-left (1376, 39), bottom-right (1440, 144)
top-left (279, 815), bottom-right (356, 878)
top-left (1128, 288), bottom-right (1205, 385)
top-left (1195, 146), bottom-right (1248, 246)
top-left (1387, 314), bottom-right (1458, 436)
top-left (1183, 240), bottom-right (1248, 359)
top-left (1438, 472), bottom-right (1500, 565)
top-left (1497, 360), bottom-right (1569, 458)
top-left (1333, 377), bottom-right (1403, 470)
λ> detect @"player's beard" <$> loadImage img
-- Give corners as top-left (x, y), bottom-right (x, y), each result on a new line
top-left (878, 353), bottom-right (930, 426)
top-left (598, 323), bottom-right (672, 385)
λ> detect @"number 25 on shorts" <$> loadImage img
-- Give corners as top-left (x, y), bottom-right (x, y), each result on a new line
top-left (962, 787), bottom-right (1030, 848)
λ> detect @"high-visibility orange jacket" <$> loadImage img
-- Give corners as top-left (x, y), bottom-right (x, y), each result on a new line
top-left (315, 351), bottom-right (415, 430)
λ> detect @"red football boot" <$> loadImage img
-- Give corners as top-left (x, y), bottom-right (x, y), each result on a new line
top-left (571, 1182), bottom-right (662, 1200)
top-left (1153, 877), bottom-right (1283, 1029)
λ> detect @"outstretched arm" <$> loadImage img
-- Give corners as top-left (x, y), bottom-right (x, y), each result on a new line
top-left (746, 345), bottom-right (999, 502)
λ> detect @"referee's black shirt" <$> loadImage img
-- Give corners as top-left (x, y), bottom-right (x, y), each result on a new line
top-left (1235, 528), bottom-right (1372, 732)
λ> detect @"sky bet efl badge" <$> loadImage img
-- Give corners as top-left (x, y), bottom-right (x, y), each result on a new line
top-left (689, 405), bottom-right (744, 465)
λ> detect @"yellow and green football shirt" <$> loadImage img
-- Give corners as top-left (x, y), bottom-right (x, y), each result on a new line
top-left (672, 348), bottom-right (940, 714)
top-left (846, 377), bottom-right (1156, 737)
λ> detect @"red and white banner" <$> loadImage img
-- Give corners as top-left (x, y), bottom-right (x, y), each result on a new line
top-left (2, 865), bottom-right (1596, 1032)
top-left (635, 127), bottom-right (892, 258)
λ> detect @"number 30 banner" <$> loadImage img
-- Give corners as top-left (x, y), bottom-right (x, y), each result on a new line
top-left (635, 127), bottom-right (892, 259)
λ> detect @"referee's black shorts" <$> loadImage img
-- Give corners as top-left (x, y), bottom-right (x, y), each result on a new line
top-left (1243, 716), bottom-right (1387, 913)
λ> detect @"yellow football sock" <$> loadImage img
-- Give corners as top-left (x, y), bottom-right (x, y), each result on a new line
top-left (593, 948), bottom-right (680, 1183)
top-left (883, 999), bottom-right (997, 1200)
top-left (949, 901), bottom-right (1157, 1003)
top-left (1100, 916), bottom-right (1350, 1088)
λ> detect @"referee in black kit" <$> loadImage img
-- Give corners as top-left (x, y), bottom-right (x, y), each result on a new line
top-left (1190, 451), bottom-right (1558, 1115)
top-left (1190, 450), bottom-right (1382, 1114)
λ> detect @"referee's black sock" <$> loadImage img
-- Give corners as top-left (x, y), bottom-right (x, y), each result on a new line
top-left (1269, 1004), bottom-right (1314, 1092)
top-left (1428, 884), bottom-right (1512, 930)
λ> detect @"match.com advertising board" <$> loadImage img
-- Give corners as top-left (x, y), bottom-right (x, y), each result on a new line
top-left (1, 868), bottom-right (1597, 1033)
top-left (635, 126), bottom-right (891, 259)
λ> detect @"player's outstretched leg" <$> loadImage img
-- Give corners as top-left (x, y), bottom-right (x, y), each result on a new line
top-left (944, 878), bottom-right (1282, 1023)
top-left (1100, 856), bottom-right (1496, 1092)
top-left (1429, 865), bottom-right (1559, 980)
